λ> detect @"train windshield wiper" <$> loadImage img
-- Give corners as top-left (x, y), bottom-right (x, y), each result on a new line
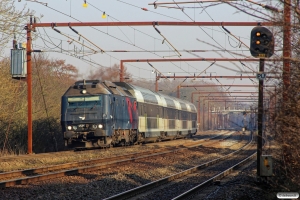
top-left (73, 102), bottom-right (83, 111)
top-left (90, 102), bottom-right (98, 110)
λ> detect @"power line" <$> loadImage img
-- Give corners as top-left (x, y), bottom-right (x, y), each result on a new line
top-left (26, 2), bottom-right (203, 78)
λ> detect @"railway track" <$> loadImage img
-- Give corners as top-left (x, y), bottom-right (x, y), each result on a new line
top-left (104, 131), bottom-right (254, 200)
top-left (0, 131), bottom-right (224, 163)
top-left (0, 131), bottom-right (234, 188)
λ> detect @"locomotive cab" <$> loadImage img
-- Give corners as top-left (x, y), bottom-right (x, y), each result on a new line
top-left (61, 80), bottom-right (139, 148)
top-left (61, 80), bottom-right (113, 147)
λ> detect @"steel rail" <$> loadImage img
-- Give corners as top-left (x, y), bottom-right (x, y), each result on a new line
top-left (173, 149), bottom-right (256, 199)
top-left (0, 131), bottom-right (232, 187)
top-left (104, 132), bottom-right (253, 200)
top-left (0, 130), bottom-right (224, 162)
top-left (173, 132), bottom-right (265, 200)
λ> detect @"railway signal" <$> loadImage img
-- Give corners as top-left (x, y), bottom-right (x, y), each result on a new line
top-left (250, 26), bottom-right (274, 58)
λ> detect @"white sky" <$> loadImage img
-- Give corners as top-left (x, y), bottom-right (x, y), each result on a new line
top-left (9, 0), bottom-right (277, 89)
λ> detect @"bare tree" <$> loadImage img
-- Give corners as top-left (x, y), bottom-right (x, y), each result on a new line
top-left (87, 64), bottom-right (132, 82)
top-left (31, 54), bottom-right (78, 119)
top-left (0, 0), bottom-right (33, 57)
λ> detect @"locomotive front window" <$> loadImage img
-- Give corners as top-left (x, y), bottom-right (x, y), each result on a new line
top-left (68, 96), bottom-right (102, 108)
top-left (65, 96), bottom-right (103, 121)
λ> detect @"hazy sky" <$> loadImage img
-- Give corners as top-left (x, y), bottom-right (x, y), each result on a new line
top-left (11, 0), bottom-right (273, 89)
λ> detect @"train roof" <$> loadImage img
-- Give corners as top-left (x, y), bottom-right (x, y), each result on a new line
top-left (63, 80), bottom-right (134, 97)
top-left (114, 82), bottom-right (197, 112)
top-left (63, 80), bottom-right (196, 112)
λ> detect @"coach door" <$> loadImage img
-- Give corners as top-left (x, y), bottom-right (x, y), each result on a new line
top-left (159, 106), bottom-right (164, 130)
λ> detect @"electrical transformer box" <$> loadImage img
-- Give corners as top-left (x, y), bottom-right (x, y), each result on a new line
top-left (11, 49), bottom-right (27, 79)
top-left (260, 155), bottom-right (273, 176)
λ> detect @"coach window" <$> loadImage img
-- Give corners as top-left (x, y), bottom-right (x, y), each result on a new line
top-left (159, 107), bottom-right (163, 117)
top-left (139, 103), bottom-right (143, 115)
top-left (164, 108), bottom-right (168, 119)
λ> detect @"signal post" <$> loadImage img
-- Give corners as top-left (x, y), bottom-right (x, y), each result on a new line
top-left (250, 26), bottom-right (274, 177)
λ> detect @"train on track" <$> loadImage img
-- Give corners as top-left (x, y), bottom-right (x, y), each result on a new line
top-left (61, 80), bottom-right (197, 148)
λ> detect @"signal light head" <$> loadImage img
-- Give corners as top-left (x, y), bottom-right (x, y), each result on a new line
top-left (250, 26), bottom-right (274, 58)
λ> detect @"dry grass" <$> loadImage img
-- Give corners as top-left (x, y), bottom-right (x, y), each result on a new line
top-left (0, 139), bottom-right (195, 172)
top-left (0, 131), bottom-right (227, 172)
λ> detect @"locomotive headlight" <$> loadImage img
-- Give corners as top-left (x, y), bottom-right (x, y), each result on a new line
top-left (72, 126), bottom-right (78, 130)
top-left (81, 89), bottom-right (87, 94)
top-left (92, 124), bottom-right (97, 129)
top-left (98, 124), bottom-right (103, 129)
top-left (67, 126), bottom-right (72, 130)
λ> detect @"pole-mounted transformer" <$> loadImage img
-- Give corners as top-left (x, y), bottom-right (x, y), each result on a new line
top-left (10, 41), bottom-right (27, 79)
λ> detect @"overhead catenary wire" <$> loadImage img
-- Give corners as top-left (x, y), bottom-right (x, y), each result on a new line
top-left (168, 0), bottom-right (258, 91)
top-left (22, 0), bottom-right (278, 84)
top-left (221, 25), bottom-right (250, 49)
top-left (173, 61), bottom-right (218, 93)
top-left (172, 0), bottom-right (258, 78)
top-left (195, 38), bottom-right (256, 73)
top-left (214, 78), bottom-right (233, 97)
top-left (25, 0), bottom-right (47, 6)
top-left (223, 1), bottom-right (271, 21)
top-left (34, 2), bottom-right (200, 78)
top-left (88, 2), bottom-right (161, 41)
top-left (195, 38), bottom-right (261, 72)
top-left (68, 25), bottom-right (105, 53)
top-left (173, 0), bottom-right (268, 94)
top-left (212, 50), bottom-right (244, 72)
top-left (151, 0), bottom-right (282, 13)
top-left (108, 17), bottom-right (134, 45)
top-left (232, 1), bottom-right (275, 20)
top-left (196, 39), bottom-right (252, 58)
top-left (33, 32), bottom-right (155, 73)
top-left (152, 24), bottom-right (181, 57)
top-left (147, 62), bottom-right (172, 82)
top-left (38, 0), bottom-right (276, 83)
top-left (115, 0), bottom-right (234, 74)
top-left (195, 61), bottom-right (216, 77)
top-left (149, 0), bottom-right (238, 6)
top-left (52, 27), bottom-right (98, 53)
top-left (32, 53), bottom-right (58, 151)
top-left (244, 0), bottom-right (282, 13)
top-left (183, 51), bottom-right (253, 73)
top-left (30, 32), bottom-right (109, 69)
top-left (31, 18), bottom-right (250, 59)
top-left (193, 0), bottom-right (268, 79)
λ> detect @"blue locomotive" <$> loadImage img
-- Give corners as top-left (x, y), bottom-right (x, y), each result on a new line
top-left (61, 80), bottom-right (197, 148)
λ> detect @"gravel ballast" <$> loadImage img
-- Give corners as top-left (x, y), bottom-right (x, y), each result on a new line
top-left (0, 131), bottom-right (251, 199)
